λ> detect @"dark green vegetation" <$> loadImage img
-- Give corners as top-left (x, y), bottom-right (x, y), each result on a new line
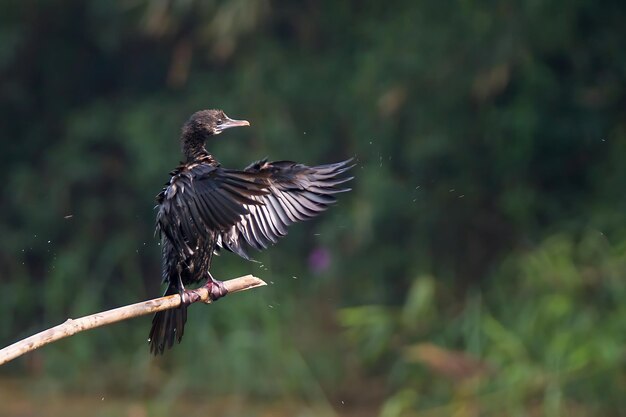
top-left (1, 1), bottom-right (625, 416)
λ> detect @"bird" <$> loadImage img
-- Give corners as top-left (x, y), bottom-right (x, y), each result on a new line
top-left (148, 109), bottom-right (353, 354)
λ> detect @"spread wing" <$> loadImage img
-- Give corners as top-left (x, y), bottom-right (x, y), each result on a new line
top-left (216, 158), bottom-right (354, 259)
top-left (156, 164), bottom-right (270, 259)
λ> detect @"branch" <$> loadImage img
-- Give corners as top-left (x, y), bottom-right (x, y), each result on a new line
top-left (0, 274), bottom-right (266, 366)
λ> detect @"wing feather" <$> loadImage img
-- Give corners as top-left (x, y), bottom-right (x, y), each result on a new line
top-left (156, 165), bottom-right (270, 257)
top-left (157, 159), bottom-right (353, 260)
top-left (217, 159), bottom-right (353, 257)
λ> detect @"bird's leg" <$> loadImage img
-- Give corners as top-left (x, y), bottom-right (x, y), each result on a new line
top-left (181, 289), bottom-right (201, 304)
top-left (203, 271), bottom-right (229, 301)
top-left (177, 273), bottom-right (201, 304)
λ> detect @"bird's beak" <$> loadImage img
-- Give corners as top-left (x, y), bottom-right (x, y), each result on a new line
top-left (220, 116), bottom-right (250, 132)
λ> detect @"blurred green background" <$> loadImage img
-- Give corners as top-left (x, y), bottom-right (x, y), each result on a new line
top-left (1, 1), bottom-right (625, 416)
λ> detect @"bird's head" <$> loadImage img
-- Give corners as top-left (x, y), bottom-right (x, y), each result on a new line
top-left (181, 109), bottom-right (250, 160)
top-left (184, 109), bottom-right (250, 138)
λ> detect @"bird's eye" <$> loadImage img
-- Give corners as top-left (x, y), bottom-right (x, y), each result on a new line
top-left (216, 120), bottom-right (223, 125)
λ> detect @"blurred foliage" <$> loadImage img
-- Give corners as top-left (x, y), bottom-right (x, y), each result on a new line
top-left (341, 231), bottom-right (625, 415)
top-left (0, 0), bottom-right (625, 416)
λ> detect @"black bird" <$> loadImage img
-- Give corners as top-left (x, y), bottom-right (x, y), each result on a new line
top-left (149, 109), bottom-right (353, 354)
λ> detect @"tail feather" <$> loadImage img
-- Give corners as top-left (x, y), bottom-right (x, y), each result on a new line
top-left (149, 285), bottom-right (188, 355)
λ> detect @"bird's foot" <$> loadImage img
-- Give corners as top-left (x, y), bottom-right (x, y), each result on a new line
top-left (181, 289), bottom-right (202, 305)
top-left (205, 279), bottom-right (229, 302)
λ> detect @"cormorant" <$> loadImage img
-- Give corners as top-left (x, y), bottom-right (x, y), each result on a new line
top-left (149, 109), bottom-right (353, 354)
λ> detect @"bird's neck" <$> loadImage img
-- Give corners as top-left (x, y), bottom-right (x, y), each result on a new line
top-left (181, 131), bottom-right (214, 162)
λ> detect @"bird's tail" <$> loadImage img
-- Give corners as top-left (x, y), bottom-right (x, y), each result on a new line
top-left (148, 284), bottom-right (188, 355)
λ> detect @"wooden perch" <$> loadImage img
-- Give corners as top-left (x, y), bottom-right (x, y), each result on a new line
top-left (0, 274), bottom-right (266, 366)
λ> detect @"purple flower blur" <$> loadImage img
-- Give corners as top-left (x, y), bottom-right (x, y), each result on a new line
top-left (308, 246), bottom-right (331, 274)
